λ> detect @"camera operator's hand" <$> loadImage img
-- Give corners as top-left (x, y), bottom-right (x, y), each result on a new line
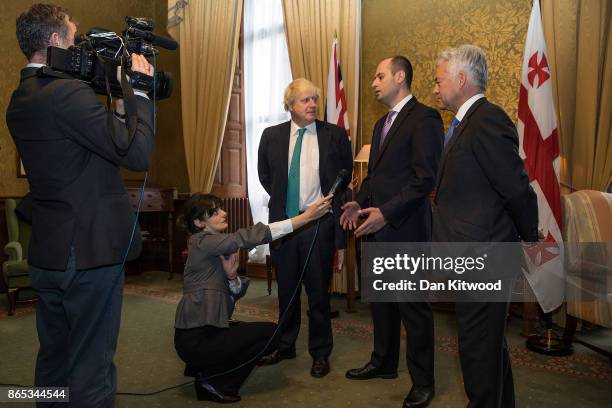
top-left (116, 54), bottom-right (154, 83)
top-left (131, 54), bottom-right (155, 76)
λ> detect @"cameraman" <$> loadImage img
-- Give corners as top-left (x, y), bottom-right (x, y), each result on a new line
top-left (6, 4), bottom-right (155, 407)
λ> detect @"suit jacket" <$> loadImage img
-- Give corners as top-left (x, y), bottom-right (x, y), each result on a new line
top-left (432, 98), bottom-right (538, 242)
top-left (6, 67), bottom-right (155, 270)
top-left (175, 223), bottom-right (270, 329)
top-left (357, 97), bottom-right (443, 242)
top-left (258, 120), bottom-right (353, 249)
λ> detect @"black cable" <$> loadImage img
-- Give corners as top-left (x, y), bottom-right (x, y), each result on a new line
top-left (116, 380), bottom-right (194, 396)
top-left (202, 219), bottom-right (322, 380)
top-left (115, 219), bottom-right (323, 396)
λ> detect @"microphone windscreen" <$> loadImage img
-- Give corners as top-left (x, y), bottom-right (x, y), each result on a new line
top-left (327, 169), bottom-right (351, 196)
top-left (150, 34), bottom-right (178, 50)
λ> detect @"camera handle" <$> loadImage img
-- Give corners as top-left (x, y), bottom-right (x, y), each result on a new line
top-left (104, 53), bottom-right (139, 156)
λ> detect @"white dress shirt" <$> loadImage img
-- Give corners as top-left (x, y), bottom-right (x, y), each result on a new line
top-left (287, 120), bottom-right (323, 211)
top-left (455, 93), bottom-right (485, 122)
top-left (387, 94), bottom-right (413, 125)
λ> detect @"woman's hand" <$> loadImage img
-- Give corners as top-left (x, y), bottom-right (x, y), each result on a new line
top-left (220, 251), bottom-right (239, 280)
top-left (288, 195), bottom-right (333, 231)
top-left (302, 194), bottom-right (333, 222)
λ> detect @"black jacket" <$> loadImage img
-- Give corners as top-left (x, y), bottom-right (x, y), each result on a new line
top-left (257, 119), bottom-right (353, 249)
top-left (432, 98), bottom-right (538, 242)
top-left (6, 67), bottom-right (155, 270)
top-left (357, 97), bottom-right (443, 242)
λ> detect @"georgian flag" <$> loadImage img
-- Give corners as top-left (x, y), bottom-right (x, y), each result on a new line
top-left (518, 0), bottom-right (564, 313)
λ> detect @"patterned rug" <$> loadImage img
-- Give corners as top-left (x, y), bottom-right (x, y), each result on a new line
top-left (4, 281), bottom-right (611, 384)
top-left (124, 281), bottom-right (612, 384)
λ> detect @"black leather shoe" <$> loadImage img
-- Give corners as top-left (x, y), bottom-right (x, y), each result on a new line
top-left (310, 357), bottom-right (330, 378)
top-left (195, 380), bottom-right (241, 403)
top-left (257, 349), bottom-right (296, 366)
top-left (345, 362), bottom-right (398, 380)
top-left (403, 386), bottom-right (434, 408)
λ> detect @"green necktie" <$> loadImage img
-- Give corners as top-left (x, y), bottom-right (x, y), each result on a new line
top-left (286, 128), bottom-right (306, 217)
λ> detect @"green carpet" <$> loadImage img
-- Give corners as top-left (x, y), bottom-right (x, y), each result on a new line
top-left (0, 271), bottom-right (610, 408)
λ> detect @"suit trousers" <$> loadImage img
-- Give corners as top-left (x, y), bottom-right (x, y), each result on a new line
top-left (174, 321), bottom-right (278, 396)
top-left (29, 248), bottom-right (124, 408)
top-left (456, 301), bottom-right (515, 408)
top-left (271, 213), bottom-right (335, 358)
top-left (369, 301), bottom-right (434, 387)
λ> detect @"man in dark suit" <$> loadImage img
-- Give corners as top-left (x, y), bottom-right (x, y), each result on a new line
top-left (257, 78), bottom-right (353, 378)
top-left (6, 4), bottom-right (155, 407)
top-left (432, 44), bottom-right (539, 408)
top-left (341, 56), bottom-right (443, 408)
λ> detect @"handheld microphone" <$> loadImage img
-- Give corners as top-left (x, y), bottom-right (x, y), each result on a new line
top-left (327, 169), bottom-right (351, 196)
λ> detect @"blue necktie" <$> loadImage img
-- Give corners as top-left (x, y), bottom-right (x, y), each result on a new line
top-left (444, 117), bottom-right (460, 147)
top-left (286, 128), bottom-right (306, 217)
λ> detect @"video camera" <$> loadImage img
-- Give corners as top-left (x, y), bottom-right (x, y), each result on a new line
top-left (45, 16), bottom-right (176, 100)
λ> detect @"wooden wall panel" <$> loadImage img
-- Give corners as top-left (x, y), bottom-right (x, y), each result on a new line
top-left (212, 28), bottom-right (247, 199)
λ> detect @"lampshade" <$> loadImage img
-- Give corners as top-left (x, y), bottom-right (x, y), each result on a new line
top-left (354, 144), bottom-right (371, 163)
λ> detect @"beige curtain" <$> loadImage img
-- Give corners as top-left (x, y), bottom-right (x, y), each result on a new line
top-left (541, 0), bottom-right (611, 192)
top-left (167, 0), bottom-right (243, 192)
top-left (282, 0), bottom-right (359, 143)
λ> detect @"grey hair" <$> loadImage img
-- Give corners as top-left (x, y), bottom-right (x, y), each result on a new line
top-left (437, 44), bottom-right (488, 91)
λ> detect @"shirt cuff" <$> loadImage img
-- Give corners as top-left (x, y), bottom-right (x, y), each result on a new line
top-left (134, 91), bottom-right (150, 99)
top-left (228, 276), bottom-right (242, 294)
top-left (268, 219), bottom-right (294, 240)
top-left (113, 112), bottom-right (126, 123)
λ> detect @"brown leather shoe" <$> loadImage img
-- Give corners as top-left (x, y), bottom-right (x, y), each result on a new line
top-left (310, 357), bottom-right (330, 378)
top-left (345, 362), bottom-right (398, 380)
top-left (257, 349), bottom-right (296, 366)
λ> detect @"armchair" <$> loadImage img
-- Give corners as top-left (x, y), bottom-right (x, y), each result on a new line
top-left (2, 198), bottom-right (35, 315)
top-left (562, 190), bottom-right (612, 354)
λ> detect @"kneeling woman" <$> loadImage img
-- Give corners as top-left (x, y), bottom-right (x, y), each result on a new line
top-left (175, 193), bottom-right (332, 403)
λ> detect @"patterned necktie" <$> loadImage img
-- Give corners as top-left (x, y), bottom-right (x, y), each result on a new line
top-left (444, 117), bottom-right (460, 147)
top-left (379, 110), bottom-right (397, 150)
top-left (286, 128), bottom-right (306, 217)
